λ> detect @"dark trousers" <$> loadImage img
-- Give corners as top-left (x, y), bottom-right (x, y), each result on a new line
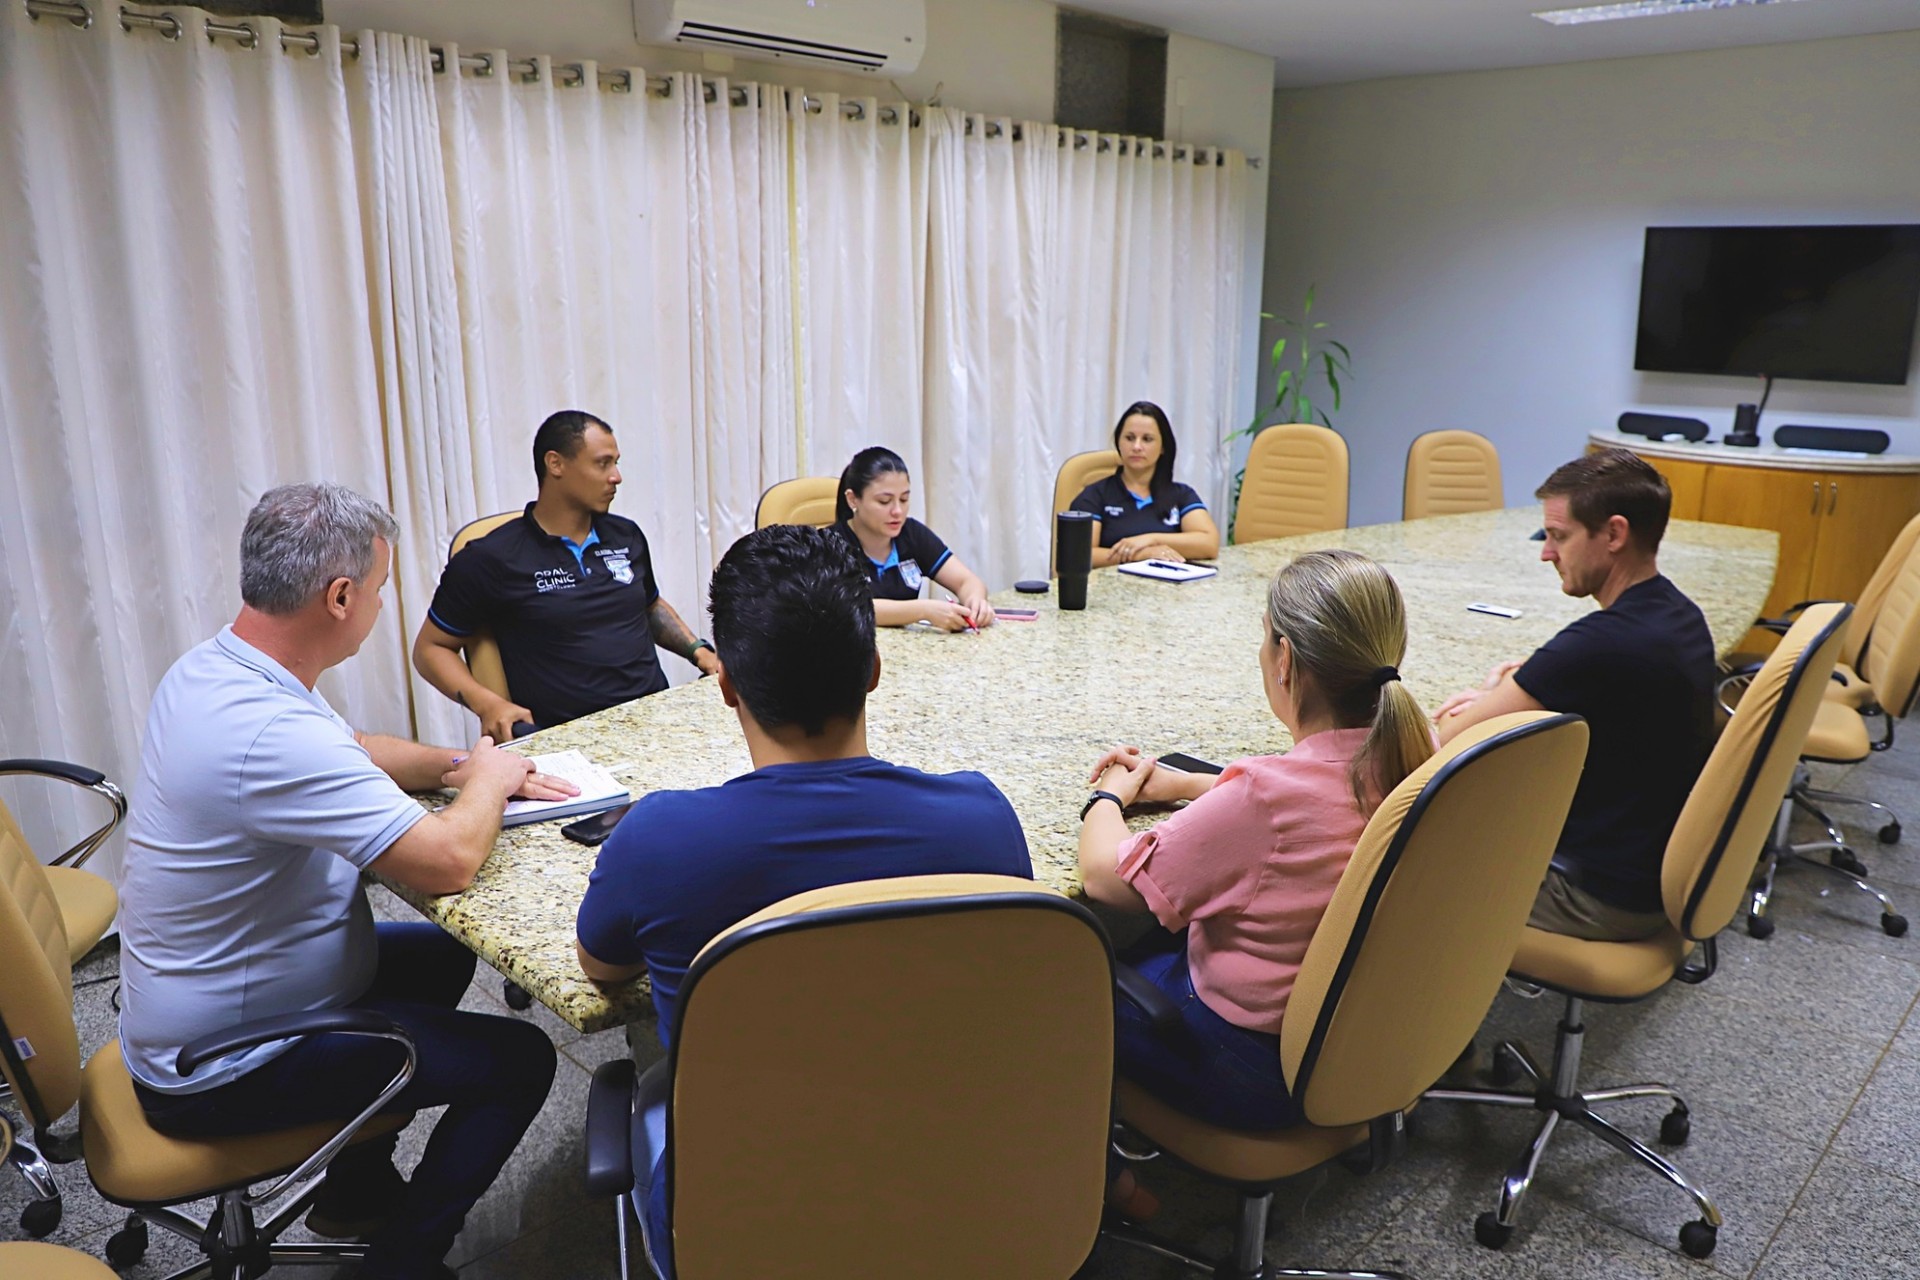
top-left (1114, 936), bottom-right (1301, 1131)
top-left (136, 923), bottom-right (557, 1278)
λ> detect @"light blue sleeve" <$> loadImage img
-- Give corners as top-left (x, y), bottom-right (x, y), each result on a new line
top-left (237, 709), bottom-right (429, 869)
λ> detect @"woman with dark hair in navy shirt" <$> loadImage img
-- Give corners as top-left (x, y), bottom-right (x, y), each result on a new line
top-left (1071, 401), bottom-right (1221, 567)
top-left (829, 446), bottom-right (996, 631)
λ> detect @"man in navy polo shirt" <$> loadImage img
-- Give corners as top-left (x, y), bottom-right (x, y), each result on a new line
top-left (413, 411), bottom-right (720, 740)
top-left (574, 523), bottom-right (1033, 1277)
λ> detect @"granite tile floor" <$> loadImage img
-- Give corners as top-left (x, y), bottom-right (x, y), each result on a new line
top-left (7, 726), bottom-right (1920, 1278)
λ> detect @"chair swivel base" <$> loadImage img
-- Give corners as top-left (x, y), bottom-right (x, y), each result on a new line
top-left (102, 1176), bottom-right (377, 1280)
top-left (3, 1117), bottom-right (62, 1237)
top-left (1424, 997), bottom-right (1722, 1260)
top-left (1747, 786), bottom-right (1907, 938)
top-left (1101, 1200), bottom-right (1409, 1280)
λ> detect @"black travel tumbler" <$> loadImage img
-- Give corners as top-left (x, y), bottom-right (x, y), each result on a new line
top-left (1056, 510), bottom-right (1095, 611)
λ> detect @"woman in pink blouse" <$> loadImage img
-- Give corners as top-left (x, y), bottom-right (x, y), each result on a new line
top-left (1077, 548), bottom-right (1435, 1135)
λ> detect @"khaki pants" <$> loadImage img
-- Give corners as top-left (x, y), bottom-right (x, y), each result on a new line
top-left (1527, 868), bottom-right (1668, 942)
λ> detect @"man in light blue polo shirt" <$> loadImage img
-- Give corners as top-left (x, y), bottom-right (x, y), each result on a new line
top-left (120, 483), bottom-right (573, 1280)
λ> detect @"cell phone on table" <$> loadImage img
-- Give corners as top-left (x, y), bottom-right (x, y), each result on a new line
top-left (560, 803), bottom-right (634, 847)
top-left (1155, 752), bottom-right (1224, 776)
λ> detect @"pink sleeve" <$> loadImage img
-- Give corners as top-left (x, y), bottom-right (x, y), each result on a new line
top-left (1115, 764), bottom-right (1266, 932)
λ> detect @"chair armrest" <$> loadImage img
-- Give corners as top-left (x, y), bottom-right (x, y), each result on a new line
top-left (177, 1008), bottom-right (417, 1207)
top-left (0, 759), bottom-right (106, 787)
top-left (0, 759), bottom-right (127, 869)
top-left (1674, 936), bottom-right (1718, 986)
top-left (584, 1058), bottom-right (637, 1197)
top-left (177, 1008), bottom-right (410, 1077)
top-left (1114, 964), bottom-right (1185, 1041)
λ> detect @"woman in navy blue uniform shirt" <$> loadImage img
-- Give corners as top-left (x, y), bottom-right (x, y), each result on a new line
top-left (1071, 402), bottom-right (1221, 567)
top-left (829, 447), bottom-right (996, 631)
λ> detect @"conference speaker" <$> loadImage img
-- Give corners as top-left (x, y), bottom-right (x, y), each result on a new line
top-left (1617, 412), bottom-right (1709, 442)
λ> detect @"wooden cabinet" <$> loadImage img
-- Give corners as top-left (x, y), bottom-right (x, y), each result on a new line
top-left (1595, 435), bottom-right (1920, 655)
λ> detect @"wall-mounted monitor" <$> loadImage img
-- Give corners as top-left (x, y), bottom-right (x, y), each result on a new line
top-left (1634, 224), bottom-right (1920, 386)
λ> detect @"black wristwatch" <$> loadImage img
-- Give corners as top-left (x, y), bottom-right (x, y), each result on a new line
top-left (1080, 790), bottom-right (1123, 821)
top-left (689, 638), bottom-right (715, 661)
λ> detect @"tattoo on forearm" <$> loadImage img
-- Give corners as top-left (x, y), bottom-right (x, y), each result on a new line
top-left (649, 602), bottom-right (697, 656)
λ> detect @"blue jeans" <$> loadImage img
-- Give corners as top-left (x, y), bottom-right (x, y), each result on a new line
top-left (136, 922), bottom-right (557, 1279)
top-left (1115, 940), bottom-right (1300, 1131)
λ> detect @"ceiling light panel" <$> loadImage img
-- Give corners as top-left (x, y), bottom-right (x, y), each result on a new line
top-left (1534, 0), bottom-right (1808, 25)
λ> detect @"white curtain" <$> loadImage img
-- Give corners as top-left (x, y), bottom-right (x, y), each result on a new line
top-left (0, 8), bottom-right (407, 882)
top-left (677, 75), bottom-right (798, 570)
top-left (346, 29), bottom-right (473, 747)
top-left (0, 9), bottom-right (1248, 875)
top-left (418, 50), bottom-right (706, 735)
top-left (792, 94), bottom-right (927, 485)
top-left (922, 115), bottom-right (1248, 591)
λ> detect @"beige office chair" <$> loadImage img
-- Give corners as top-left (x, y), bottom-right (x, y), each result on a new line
top-left (446, 512), bottom-right (520, 707)
top-left (1050, 448), bottom-right (1121, 574)
top-left (1232, 424), bottom-right (1349, 544)
top-left (1403, 429), bottom-right (1503, 520)
top-left (0, 828), bottom-right (416, 1274)
top-left (1, 758), bottom-right (123, 1238)
top-left (1428, 603), bottom-right (1851, 1260)
top-left (1103, 711), bottom-right (1588, 1280)
top-left (1744, 549), bottom-right (1920, 938)
top-left (0, 1116), bottom-right (116, 1278)
top-left (754, 477), bottom-right (839, 530)
top-left (443, 515), bottom-right (540, 1010)
top-left (585, 874), bottom-right (1113, 1279)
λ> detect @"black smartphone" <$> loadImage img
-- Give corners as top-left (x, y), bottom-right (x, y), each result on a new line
top-left (1155, 752), bottom-right (1223, 775)
top-left (560, 803), bottom-right (634, 847)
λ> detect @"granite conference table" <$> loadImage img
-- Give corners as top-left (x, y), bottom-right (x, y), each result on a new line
top-left (383, 507), bottom-right (1778, 1033)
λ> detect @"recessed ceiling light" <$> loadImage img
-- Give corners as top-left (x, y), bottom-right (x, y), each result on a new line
top-left (1533, 0), bottom-right (1806, 25)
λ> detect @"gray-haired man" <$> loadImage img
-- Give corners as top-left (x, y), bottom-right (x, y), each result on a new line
top-left (120, 483), bottom-right (572, 1279)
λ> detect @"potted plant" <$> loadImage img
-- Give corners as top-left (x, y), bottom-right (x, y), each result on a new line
top-left (1224, 285), bottom-right (1352, 538)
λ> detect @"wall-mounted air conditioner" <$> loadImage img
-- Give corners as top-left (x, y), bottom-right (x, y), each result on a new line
top-left (634, 0), bottom-right (926, 76)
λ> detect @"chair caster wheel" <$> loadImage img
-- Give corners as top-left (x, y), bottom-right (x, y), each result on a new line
top-left (1488, 1044), bottom-right (1525, 1088)
top-left (1659, 1106), bottom-right (1690, 1146)
top-left (20, 1197), bottom-right (61, 1238)
top-left (1474, 1211), bottom-right (1513, 1250)
top-left (504, 980), bottom-right (533, 1010)
top-left (1679, 1219), bottom-right (1717, 1259)
top-left (1883, 914), bottom-right (1909, 938)
top-left (1746, 912), bottom-right (1775, 940)
top-left (1881, 822), bottom-right (1902, 845)
top-left (1830, 848), bottom-right (1869, 876)
top-left (106, 1219), bottom-right (149, 1267)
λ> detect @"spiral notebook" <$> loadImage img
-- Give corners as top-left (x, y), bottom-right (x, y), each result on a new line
top-left (501, 750), bottom-right (632, 827)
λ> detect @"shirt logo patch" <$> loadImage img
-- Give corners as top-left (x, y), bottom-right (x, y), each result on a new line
top-left (603, 553), bottom-right (634, 585)
top-left (1104, 504), bottom-right (1126, 517)
top-left (534, 568), bottom-right (578, 593)
top-left (900, 559), bottom-right (923, 590)
top-left (1164, 510), bottom-right (1180, 527)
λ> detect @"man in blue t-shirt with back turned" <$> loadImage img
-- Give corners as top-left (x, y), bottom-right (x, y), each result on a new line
top-left (575, 522), bottom-right (1032, 1276)
top-left (1433, 448), bottom-right (1716, 942)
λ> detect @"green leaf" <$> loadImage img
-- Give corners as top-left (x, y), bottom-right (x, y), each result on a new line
top-left (1311, 321), bottom-right (1327, 330)
top-left (1328, 340), bottom-right (1352, 361)
top-left (1326, 363), bottom-right (1342, 410)
top-left (1270, 337), bottom-right (1288, 364)
top-left (1297, 393), bottom-right (1313, 424)
top-left (1304, 284), bottom-right (1315, 313)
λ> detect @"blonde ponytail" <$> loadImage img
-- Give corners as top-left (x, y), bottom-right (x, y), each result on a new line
top-left (1265, 550), bottom-right (1436, 811)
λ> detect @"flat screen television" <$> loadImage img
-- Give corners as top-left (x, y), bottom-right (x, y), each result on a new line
top-left (1634, 224), bottom-right (1920, 386)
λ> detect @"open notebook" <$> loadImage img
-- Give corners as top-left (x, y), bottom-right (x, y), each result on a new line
top-left (1117, 559), bottom-right (1218, 583)
top-left (501, 750), bottom-right (632, 828)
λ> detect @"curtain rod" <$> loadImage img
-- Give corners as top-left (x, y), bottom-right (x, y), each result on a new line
top-left (23, 0), bottom-right (1259, 166)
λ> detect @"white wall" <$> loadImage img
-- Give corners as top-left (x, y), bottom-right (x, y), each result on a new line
top-left (1263, 30), bottom-right (1920, 526)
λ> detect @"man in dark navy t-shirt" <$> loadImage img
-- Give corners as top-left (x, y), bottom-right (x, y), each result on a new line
top-left (1435, 449), bottom-right (1715, 941)
top-left (574, 524), bottom-right (1032, 1278)
top-left (412, 411), bottom-right (719, 739)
